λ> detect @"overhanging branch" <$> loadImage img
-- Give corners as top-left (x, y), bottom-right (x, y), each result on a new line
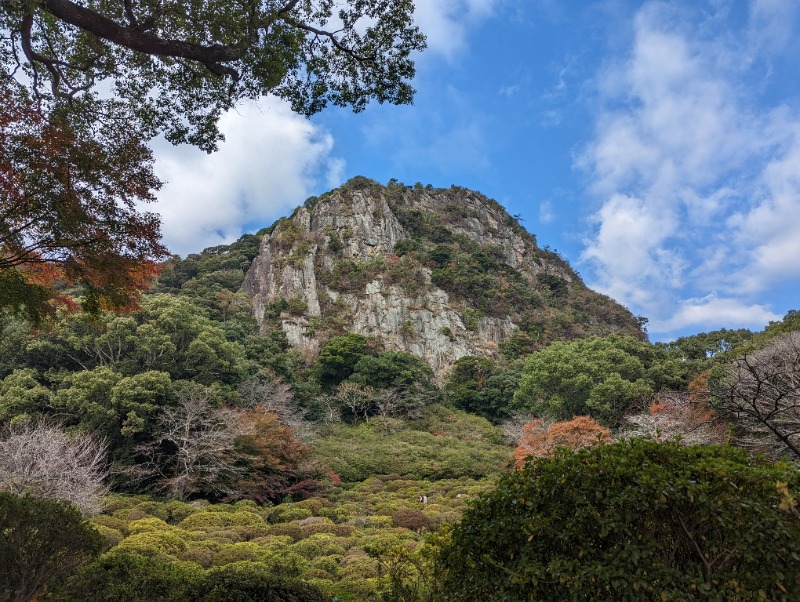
top-left (41, 0), bottom-right (241, 78)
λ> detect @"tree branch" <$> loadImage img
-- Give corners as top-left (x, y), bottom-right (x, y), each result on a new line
top-left (41, 0), bottom-right (241, 78)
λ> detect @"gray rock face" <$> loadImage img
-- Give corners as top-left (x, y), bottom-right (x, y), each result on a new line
top-left (242, 179), bottom-right (637, 373)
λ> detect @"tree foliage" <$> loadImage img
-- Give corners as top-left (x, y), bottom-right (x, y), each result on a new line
top-left (0, 492), bottom-right (103, 602)
top-left (514, 335), bottom-right (660, 426)
top-left (437, 439), bottom-right (800, 601)
top-left (445, 356), bottom-right (521, 423)
top-left (512, 415), bottom-right (610, 466)
top-left (3, 0), bottom-right (426, 151)
top-left (0, 81), bottom-right (166, 320)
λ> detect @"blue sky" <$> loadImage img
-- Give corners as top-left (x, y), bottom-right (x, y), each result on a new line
top-left (151, 0), bottom-right (800, 342)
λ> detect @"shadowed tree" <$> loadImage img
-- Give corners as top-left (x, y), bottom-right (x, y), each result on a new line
top-left (0, 492), bottom-right (103, 602)
top-left (2, 0), bottom-right (426, 151)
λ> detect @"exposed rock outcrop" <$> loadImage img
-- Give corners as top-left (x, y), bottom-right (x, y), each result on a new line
top-left (242, 177), bottom-right (643, 373)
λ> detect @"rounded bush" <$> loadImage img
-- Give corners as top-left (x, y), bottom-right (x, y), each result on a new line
top-left (267, 505), bottom-right (313, 524)
top-left (92, 514), bottom-right (129, 534)
top-left (180, 510), bottom-right (266, 531)
top-left (391, 509), bottom-right (430, 531)
top-left (437, 439), bottom-right (800, 601)
top-left (212, 542), bottom-right (265, 566)
top-left (197, 561), bottom-right (328, 601)
top-left (93, 524), bottom-right (124, 548)
top-left (114, 530), bottom-right (188, 559)
top-left (127, 517), bottom-right (174, 535)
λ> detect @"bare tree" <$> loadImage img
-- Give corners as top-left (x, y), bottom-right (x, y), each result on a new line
top-left (239, 377), bottom-right (315, 442)
top-left (334, 381), bottom-right (377, 422)
top-left (500, 413), bottom-right (539, 445)
top-left (0, 420), bottom-right (108, 515)
top-left (317, 393), bottom-right (342, 424)
top-left (134, 390), bottom-right (246, 499)
top-left (712, 331), bottom-right (800, 459)
top-left (622, 390), bottom-right (728, 446)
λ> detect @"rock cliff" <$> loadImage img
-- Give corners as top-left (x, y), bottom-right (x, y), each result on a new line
top-left (242, 177), bottom-right (643, 373)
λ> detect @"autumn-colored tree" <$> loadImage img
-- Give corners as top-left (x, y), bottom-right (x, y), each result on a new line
top-left (232, 408), bottom-right (321, 503)
top-left (0, 82), bottom-right (166, 321)
top-left (513, 416), bottom-right (610, 467)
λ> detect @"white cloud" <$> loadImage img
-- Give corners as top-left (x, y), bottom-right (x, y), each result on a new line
top-left (151, 97), bottom-right (342, 256)
top-left (655, 295), bottom-right (781, 334)
top-left (413, 0), bottom-right (499, 60)
top-left (578, 1), bottom-right (800, 337)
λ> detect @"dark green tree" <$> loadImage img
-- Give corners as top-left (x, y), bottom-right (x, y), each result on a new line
top-left (0, 493), bottom-right (103, 602)
top-left (445, 356), bottom-right (521, 423)
top-left (316, 332), bottom-right (374, 388)
top-left (437, 440), bottom-right (800, 601)
top-left (3, 0), bottom-right (426, 152)
top-left (349, 351), bottom-right (434, 392)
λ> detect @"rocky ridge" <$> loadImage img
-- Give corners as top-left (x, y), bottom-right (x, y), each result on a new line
top-left (242, 177), bottom-right (643, 372)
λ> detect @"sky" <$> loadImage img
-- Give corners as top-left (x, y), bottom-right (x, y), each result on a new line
top-left (150, 0), bottom-right (800, 342)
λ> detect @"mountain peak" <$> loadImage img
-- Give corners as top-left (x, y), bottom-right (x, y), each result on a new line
top-left (243, 178), bottom-right (644, 372)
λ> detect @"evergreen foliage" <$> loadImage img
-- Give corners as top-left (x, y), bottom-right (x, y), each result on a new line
top-left (437, 440), bottom-right (800, 601)
top-left (0, 493), bottom-right (103, 601)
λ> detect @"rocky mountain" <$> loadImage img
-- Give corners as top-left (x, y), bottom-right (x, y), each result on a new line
top-left (242, 177), bottom-right (644, 372)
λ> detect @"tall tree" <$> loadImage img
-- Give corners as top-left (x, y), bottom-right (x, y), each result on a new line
top-left (2, 0), bottom-right (426, 151)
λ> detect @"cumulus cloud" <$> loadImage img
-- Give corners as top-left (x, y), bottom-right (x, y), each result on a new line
top-left (414, 0), bottom-right (499, 60)
top-left (579, 1), bottom-right (800, 337)
top-left (151, 97), bottom-right (343, 256)
top-left (657, 295), bottom-right (781, 334)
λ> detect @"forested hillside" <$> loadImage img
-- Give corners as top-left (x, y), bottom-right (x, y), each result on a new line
top-left (2, 181), bottom-right (800, 600)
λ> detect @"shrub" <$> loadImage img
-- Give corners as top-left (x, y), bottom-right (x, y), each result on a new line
top-left (437, 439), bottom-right (800, 600)
top-left (391, 509), bottom-right (430, 532)
top-left (58, 552), bottom-right (199, 601)
top-left (197, 561), bottom-right (328, 601)
top-left (267, 505), bottom-right (313, 524)
top-left (114, 530), bottom-right (188, 559)
top-left (180, 510), bottom-right (266, 531)
top-left (0, 493), bottom-right (103, 601)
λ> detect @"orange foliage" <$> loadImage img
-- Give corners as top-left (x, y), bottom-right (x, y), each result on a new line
top-left (688, 371), bottom-right (710, 401)
top-left (1, 80), bottom-right (166, 319)
top-left (232, 410), bottom-right (321, 503)
top-left (513, 416), bottom-right (611, 467)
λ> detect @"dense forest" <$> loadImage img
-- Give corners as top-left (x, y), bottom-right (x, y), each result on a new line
top-left (2, 0), bottom-right (800, 599)
top-left (2, 213), bottom-right (800, 600)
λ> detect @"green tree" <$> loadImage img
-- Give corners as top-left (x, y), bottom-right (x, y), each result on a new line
top-left (445, 357), bottom-right (521, 423)
top-left (437, 440), bottom-right (800, 601)
top-left (3, 0), bottom-right (425, 151)
top-left (349, 351), bottom-right (434, 392)
top-left (514, 335), bottom-right (657, 426)
top-left (0, 369), bottom-right (53, 424)
top-left (0, 493), bottom-right (103, 602)
top-left (316, 332), bottom-right (374, 388)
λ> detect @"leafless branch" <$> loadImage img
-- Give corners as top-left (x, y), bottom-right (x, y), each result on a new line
top-left (0, 420), bottom-right (108, 515)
